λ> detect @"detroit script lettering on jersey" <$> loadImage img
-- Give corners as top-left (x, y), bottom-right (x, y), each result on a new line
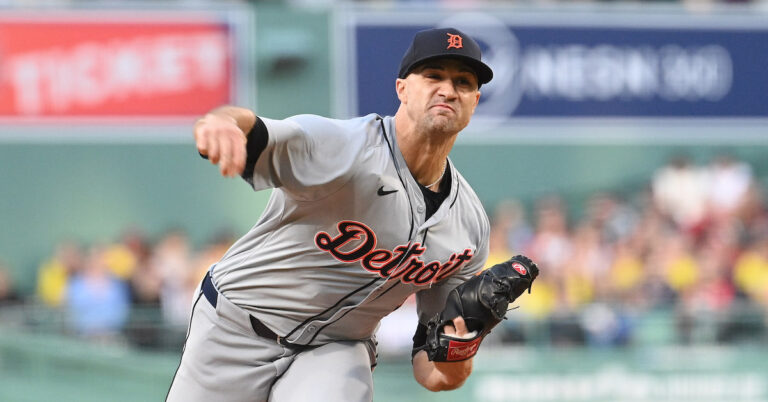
top-left (315, 221), bottom-right (473, 285)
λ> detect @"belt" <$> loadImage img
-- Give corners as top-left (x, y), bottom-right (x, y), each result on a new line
top-left (201, 271), bottom-right (304, 348)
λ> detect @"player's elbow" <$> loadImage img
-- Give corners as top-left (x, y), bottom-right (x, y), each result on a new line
top-left (438, 363), bottom-right (472, 391)
top-left (436, 377), bottom-right (468, 392)
top-left (416, 375), bottom-right (468, 392)
top-left (442, 377), bottom-right (468, 391)
top-left (413, 359), bottom-right (472, 392)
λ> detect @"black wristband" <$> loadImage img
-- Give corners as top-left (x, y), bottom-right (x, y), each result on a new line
top-left (241, 117), bottom-right (269, 182)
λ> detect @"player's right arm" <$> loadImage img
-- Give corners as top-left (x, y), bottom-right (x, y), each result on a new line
top-left (194, 107), bottom-right (368, 202)
top-left (194, 105), bottom-right (256, 177)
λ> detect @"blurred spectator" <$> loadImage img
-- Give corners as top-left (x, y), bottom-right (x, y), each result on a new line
top-left (580, 303), bottom-right (633, 347)
top-left (36, 240), bottom-right (83, 308)
top-left (585, 192), bottom-right (638, 244)
top-left (487, 223), bottom-right (513, 268)
top-left (607, 239), bottom-right (644, 301)
top-left (733, 236), bottom-right (768, 306)
top-left (527, 195), bottom-right (572, 278)
top-left (66, 246), bottom-right (131, 341)
top-left (512, 273), bottom-right (558, 320)
top-left (660, 232), bottom-right (699, 296)
top-left (192, 230), bottom-right (236, 282)
top-left (0, 262), bottom-right (21, 306)
top-left (129, 230), bottom-right (163, 308)
top-left (494, 199), bottom-right (533, 254)
top-left (706, 153), bottom-right (753, 220)
top-left (652, 155), bottom-right (709, 232)
top-left (130, 260), bottom-right (163, 307)
top-left (103, 228), bottom-right (149, 281)
top-left (566, 222), bottom-right (610, 304)
top-left (121, 227), bottom-right (152, 265)
top-left (151, 229), bottom-right (195, 327)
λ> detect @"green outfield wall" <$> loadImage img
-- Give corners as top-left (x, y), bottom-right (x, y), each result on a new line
top-left (2, 327), bottom-right (767, 402)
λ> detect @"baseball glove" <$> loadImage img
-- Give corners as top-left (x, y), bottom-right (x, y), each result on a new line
top-left (424, 255), bottom-right (539, 362)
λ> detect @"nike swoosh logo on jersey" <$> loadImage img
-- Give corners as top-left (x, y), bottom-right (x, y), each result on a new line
top-left (377, 186), bottom-right (398, 196)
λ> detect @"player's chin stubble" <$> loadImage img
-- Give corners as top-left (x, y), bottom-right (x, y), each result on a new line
top-left (419, 112), bottom-right (463, 137)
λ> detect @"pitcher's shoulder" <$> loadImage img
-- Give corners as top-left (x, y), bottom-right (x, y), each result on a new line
top-left (286, 114), bottom-right (383, 140)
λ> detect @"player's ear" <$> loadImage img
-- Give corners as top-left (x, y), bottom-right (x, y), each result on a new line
top-left (396, 78), bottom-right (407, 103)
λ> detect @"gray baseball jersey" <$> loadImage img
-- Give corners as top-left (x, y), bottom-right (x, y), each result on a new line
top-left (211, 113), bottom-right (490, 345)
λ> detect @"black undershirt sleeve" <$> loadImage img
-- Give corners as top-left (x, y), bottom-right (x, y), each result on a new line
top-left (240, 117), bottom-right (269, 183)
top-left (411, 322), bottom-right (428, 359)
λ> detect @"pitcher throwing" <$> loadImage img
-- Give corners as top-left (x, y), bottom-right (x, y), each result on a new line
top-left (167, 27), bottom-right (538, 402)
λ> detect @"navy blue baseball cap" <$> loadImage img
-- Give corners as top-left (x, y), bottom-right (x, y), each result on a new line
top-left (398, 27), bottom-right (493, 86)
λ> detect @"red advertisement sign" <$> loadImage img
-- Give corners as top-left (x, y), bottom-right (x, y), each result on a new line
top-left (0, 15), bottom-right (233, 120)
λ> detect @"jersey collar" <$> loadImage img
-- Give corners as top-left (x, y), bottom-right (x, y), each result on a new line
top-left (383, 116), bottom-right (460, 231)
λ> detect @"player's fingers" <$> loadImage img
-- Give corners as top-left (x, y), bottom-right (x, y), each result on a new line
top-left (218, 134), bottom-right (233, 176)
top-left (227, 133), bottom-right (245, 177)
top-left (229, 133), bottom-right (246, 176)
top-left (193, 120), bottom-right (207, 154)
top-left (230, 138), bottom-right (245, 177)
top-left (195, 129), bottom-right (208, 157)
top-left (231, 134), bottom-right (246, 176)
top-left (450, 316), bottom-right (470, 337)
top-left (223, 133), bottom-right (243, 177)
top-left (207, 133), bottom-right (220, 165)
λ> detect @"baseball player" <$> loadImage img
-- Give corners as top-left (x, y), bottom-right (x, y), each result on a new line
top-left (166, 27), bottom-right (538, 402)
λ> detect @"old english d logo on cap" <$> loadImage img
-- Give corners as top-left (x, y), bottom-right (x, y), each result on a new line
top-left (446, 33), bottom-right (463, 49)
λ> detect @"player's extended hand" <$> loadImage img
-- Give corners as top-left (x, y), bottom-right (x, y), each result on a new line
top-left (194, 114), bottom-right (247, 177)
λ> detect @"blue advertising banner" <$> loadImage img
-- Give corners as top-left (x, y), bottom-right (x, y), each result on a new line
top-left (345, 12), bottom-right (768, 120)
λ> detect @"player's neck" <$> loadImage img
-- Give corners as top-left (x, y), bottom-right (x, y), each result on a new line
top-left (393, 114), bottom-right (456, 188)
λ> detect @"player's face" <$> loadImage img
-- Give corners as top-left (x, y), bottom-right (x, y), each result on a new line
top-left (396, 59), bottom-right (481, 136)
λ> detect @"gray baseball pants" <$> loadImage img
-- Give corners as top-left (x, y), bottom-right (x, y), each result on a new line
top-left (166, 274), bottom-right (376, 402)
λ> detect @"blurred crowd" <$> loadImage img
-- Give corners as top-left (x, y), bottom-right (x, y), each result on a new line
top-left (31, 229), bottom-right (235, 347)
top-left (1, 153), bottom-right (767, 351)
top-left (499, 153), bottom-right (768, 347)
